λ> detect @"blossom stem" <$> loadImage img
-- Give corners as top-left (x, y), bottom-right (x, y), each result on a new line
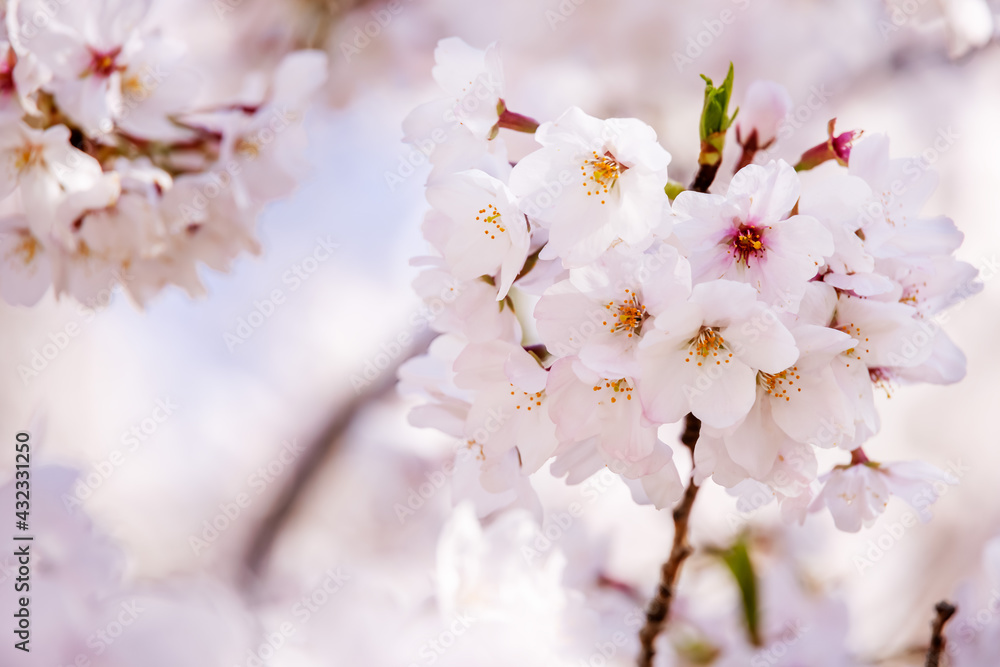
top-left (689, 163), bottom-right (719, 193)
top-left (735, 147), bottom-right (756, 172)
top-left (497, 108), bottom-right (540, 134)
top-left (925, 600), bottom-right (957, 667)
top-left (638, 413), bottom-right (702, 667)
top-left (850, 447), bottom-right (870, 465)
top-left (735, 131), bottom-right (761, 172)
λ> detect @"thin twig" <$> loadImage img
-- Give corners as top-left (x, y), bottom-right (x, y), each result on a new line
top-left (240, 328), bottom-right (436, 588)
top-left (637, 413), bottom-right (702, 667)
top-left (925, 600), bottom-right (957, 667)
top-left (689, 164), bottom-right (719, 194)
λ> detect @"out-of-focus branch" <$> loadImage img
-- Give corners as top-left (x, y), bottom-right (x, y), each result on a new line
top-left (241, 328), bottom-right (436, 587)
top-left (638, 413), bottom-right (702, 667)
top-left (292, 0), bottom-right (374, 48)
top-left (925, 600), bottom-right (957, 667)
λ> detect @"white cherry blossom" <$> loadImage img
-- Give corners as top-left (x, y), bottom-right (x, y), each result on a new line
top-left (810, 457), bottom-right (957, 532)
top-left (510, 106), bottom-right (671, 267)
top-left (637, 279), bottom-right (799, 429)
top-left (734, 80), bottom-right (792, 152)
top-left (699, 324), bottom-right (857, 480)
top-left (533, 242), bottom-right (690, 377)
top-left (453, 339), bottom-right (559, 481)
top-left (673, 159), bottom-right (833, 311)
top-left (547, 359), bottom-right (673, 472)
top-left (425, 168), bottom-right (530, 299)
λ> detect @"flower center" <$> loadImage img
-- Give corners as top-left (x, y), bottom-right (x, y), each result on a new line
top-left (730, 223), bottom-right (767, 266)
top-left (869, 367), bottom-right (893, 398)
top-left (684, 327), bottom-right (731, 367)
top-left (88, 47), bottom-right (123, 78)
top-left (14, 143), bottom-right (43, 172)
top-left (464, 439), bottom-right (486, 460)
top-left (590, 378), bottom-right (634, 404)
top-left (475, 203), bottom-right (506, 240)
top-left (757, 366), bottom-right (801, 401)
top-left (580, 151), bottom-right (627, 205)
top-left (834, 321), bottom-right (867, 367)
top-left (235, 137), bottom-right (261, 159)
top-left (899, 283), bottom-right (923, 305)
top-left (8, 234), bottom-right (39, 266)
top-left (511, 386), bottom-right (544, 411)
top-left (602, 289), bottom-right (646, 338)
top-left (122, 73), bottom-right (148, 97)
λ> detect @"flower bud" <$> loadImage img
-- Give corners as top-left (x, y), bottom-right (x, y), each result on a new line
top-left (734, 80), bottom-right (792, 150)
top-left (794, 118), bottom-right (863, 171)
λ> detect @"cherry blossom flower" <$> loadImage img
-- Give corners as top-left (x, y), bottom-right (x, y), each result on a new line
top-left (425, 168), bottom-right (530, 299)
top-left (831, 291), bottom-right (952, 394)
top-left (734, 80), bottom-right (792, 160)
top-left (453, 340), bottom-right (559, 483)
top-left (411, 265), bottom-right (522, 343)
top-left (0, 0), bottom-right (327, 306)
top-left (402, 39), bottom-right (977, 555)
top-left (0, 122), bottom-right (105, 218)
top-left (810, 457), bottom-right (957, 532)
top-left (546, 357), bottom-right (682, 502)
top-left (402, 37), bottom-right (509, 185)
top-left (0, 214), bottom-right (51, 304)
top-left (848, 133), bottom-right (964, 261)
top-left (533, 242), bottom-right (690, 377)
top-left (698, 324), bottom-right (857, 480)
top-left (0, 466), bottom-right (254, 666)
top-left (211, 49), bottom-right (328, 209)
top-left (428, 37), bottom-right (504, 141)
top-left (637, 279), bottom-right (799, 429)
top-left (797, 166), bottom-right (895, 297)
top-left (399, 333), bottom-right (473, 438)
top-left (22, 0), bottom-right (158, 136)
top-left (509, 106), bottom-right (671, 267)
top-left (673, 159), bottom-right (833, 310)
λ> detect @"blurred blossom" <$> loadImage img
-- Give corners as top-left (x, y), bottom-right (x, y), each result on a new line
top-left (0, 467), bottom-right (253, 666)
top-left (0, 0), bottom-right (328, 306)
top-left (2, 0), bottom-right (998, 665)
top-left (734, 80), bottom-right (793, 154)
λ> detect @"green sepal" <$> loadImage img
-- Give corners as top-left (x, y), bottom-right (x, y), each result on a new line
top-left (664, 180), bottom-right (686, 201)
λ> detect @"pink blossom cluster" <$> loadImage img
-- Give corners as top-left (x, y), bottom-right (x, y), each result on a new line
top-left (402, 37), bottom-right (979, 533)
top-left (0, 0), bottom-right (326, 306)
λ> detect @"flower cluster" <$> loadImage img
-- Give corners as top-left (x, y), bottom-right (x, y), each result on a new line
top-left (401, 38), bottom-right (978, 533)
top-left (0, 0), bottom-right (327, 306)
top-left (0, 466), bottom-right (253, 665)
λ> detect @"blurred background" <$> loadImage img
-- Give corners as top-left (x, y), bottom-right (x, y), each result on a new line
top-left (1, 0), bottom-right (999, 664)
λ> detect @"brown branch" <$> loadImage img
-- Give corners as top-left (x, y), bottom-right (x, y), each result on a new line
top-left (925, 600), bottom-right (957, 667)
top-left (240, 328), bottom-right (436, 588)
top-left (638, 413), bottom-right (702, 667)
top-left (734, 129), bottom-right (760, 173)
top-left (689, 164), bottom-right (719, 194)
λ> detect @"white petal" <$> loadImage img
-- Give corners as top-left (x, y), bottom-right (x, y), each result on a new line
top-left (687, 357), bottom-right (757, 428)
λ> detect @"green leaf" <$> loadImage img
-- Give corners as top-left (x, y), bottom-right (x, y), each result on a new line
top-left (719, 536), bottom-right (761, 646)
top-left (698, 63), bottom-right (738, 141)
